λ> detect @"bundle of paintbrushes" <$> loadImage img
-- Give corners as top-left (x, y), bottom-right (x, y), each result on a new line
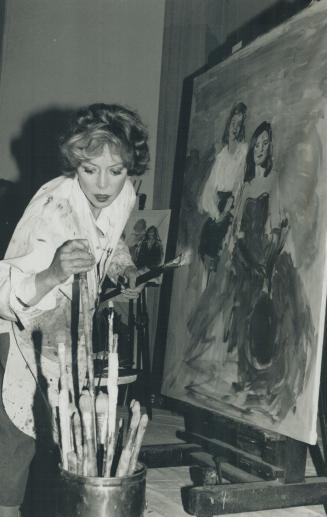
top-left (56, 274), bottom-right (148, 477)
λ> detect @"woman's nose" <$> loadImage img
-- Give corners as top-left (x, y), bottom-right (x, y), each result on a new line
top-left (97, 171), bottom-right (109, 189)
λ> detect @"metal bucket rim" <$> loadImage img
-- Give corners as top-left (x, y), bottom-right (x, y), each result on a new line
top-left (59, 462), bottom-right (146, 486)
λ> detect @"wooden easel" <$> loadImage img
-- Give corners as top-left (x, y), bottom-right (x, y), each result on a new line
top-left (139, 400), bottom-right (327, 516)
top-left (139, 311), bottom-right (327, 516)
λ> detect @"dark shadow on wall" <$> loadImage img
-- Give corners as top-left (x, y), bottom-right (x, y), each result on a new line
top-left (10, 106), bottom-right (76, 199)
top-left (0, 107), bottom-right (75, 257)
top-left (0, 179), bottom-right (24, 258)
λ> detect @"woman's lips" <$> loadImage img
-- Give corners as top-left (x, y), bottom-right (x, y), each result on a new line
top-left (94, 194), bottom-right (110, 202)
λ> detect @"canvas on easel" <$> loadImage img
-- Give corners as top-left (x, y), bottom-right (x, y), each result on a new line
top-left (162, 1), bottom-right (327, 445)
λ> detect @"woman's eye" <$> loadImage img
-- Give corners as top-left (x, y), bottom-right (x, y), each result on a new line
top-left (111, 168), bottom-right (123, 176)
top-left (84, 167), bottom-right (95, 174)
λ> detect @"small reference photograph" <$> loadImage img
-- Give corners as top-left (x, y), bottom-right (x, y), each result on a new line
top-left (124, 209), bottom-right (171, 278)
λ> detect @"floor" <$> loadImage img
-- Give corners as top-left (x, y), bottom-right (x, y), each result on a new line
top-left (23, 407), bottom-right (326, 516)
top-left (143, 409), bottom-right (326, 517)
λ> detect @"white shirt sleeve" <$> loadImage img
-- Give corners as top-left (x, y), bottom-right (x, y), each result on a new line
top-left (0, 262), bottom-right (57, 327)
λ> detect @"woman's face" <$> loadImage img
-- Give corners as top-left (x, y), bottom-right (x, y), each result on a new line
top-left (253, 130), bottom-right (270, 166)
top-left (77, 144), bottom-right (128, 217)
top-left (147, 228), bottom-right (156, 240)
top-left (229, 113), bottom-right (243, 142)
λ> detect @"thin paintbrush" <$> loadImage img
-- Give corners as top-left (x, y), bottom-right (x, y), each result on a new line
top-left (112, 417), bottom-right (124, 476)
top-left (100, 252), bottom-right (193, 302)
top-left (79, 272), bottom-right (97, 447)
top-left (79, 390), bottom-right (97, 476)
top-left (116, 400), bottom-right (141, 477)
top-left (72, 410), bottom-right (83, 475)
top-left (128, 414), bottom-right (149, 474)
top-left (104, 332), bottom-right (119, 477)
top-left (57, 341), bottom-right (72, 470)
top-left (95, 391), bottom-right (108, 476)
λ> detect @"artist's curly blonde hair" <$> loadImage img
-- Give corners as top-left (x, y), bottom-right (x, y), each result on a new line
top-left (59, 103), bottom-right (150, 177)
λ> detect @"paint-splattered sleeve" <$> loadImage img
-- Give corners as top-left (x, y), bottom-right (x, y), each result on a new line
top-left (1, 196), bottom-right (70, 325)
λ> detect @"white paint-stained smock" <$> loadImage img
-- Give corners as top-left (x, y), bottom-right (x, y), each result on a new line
top-left (0, 175), bottom-right (135, 438)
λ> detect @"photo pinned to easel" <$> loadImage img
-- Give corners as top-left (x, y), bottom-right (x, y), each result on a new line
top-left (123, 209), bottom-right (171, 283)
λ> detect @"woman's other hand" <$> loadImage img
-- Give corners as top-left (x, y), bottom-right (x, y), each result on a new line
top-left (119, 265), bottom-right (145, 300)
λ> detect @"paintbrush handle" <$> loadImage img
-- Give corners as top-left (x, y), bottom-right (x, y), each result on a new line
top-left (128, 414), bottom-right (149, 474)
top-left (82, 440), bottom-right (97, 477)
top-left (104, 432), bottom-right (115, 477)
top-left (86, 439), bottom-right (98, 476)
top-left (96, 391), bottom-right (109, 445)
top-left (67, 451), bottom-right (78, 474)
top-left (79, 273), bottom-right (95, 399)
top-left (57, 342), bottom-right (72, 469)
top-left (112, 418), bottom-right (124, 476)
top-left (116, 402), bottom-right (141, 477)
top-left (72, 411), bottom-right (83, 452)
top-left (104, 349), bottom-right (119, 476)
top-left (108, 308), bottom-right (114, 353)
top-left (76, 446), bottom-right (83, 475)
top-left (58, 390), bottom-right (72, 470)
top-left (79, 273), bottom-right (97, 448)
top-left (100, 266), bottom-right (164, 302)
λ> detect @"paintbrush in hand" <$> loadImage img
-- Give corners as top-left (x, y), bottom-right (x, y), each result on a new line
top-left (100, 250), bottom-right (193, 302)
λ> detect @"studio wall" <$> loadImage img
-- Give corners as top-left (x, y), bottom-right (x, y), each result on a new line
top-left (0, 0), bottom-right (165, 206)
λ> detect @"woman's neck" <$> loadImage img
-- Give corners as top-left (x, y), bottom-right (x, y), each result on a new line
top-left (91, 205), bottom-right (101, 219)
top-left (228, 139), bottom-right (239, 155)
top-left (255, 165), bottom-right (266, 178)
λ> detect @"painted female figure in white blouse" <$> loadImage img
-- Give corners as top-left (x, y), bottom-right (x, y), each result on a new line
top-left (197, 102), bottom-right (248, 289)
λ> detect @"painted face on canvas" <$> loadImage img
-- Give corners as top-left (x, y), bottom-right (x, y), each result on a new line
top-left (77, 144), bottom-right (128, 217)
top-left (229, 113), bottom-right (243, 142)
top-left (253, 130), bottom-right (270, 166)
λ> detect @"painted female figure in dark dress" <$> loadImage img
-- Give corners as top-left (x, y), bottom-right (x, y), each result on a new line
top-left (185, 122), bottom-right (313, 424)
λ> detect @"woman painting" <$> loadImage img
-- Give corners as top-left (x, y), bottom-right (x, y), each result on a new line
top-left (0, 103), bottom-right (149, 516)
